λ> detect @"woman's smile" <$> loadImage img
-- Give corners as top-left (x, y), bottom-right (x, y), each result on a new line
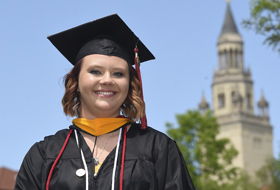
top-left (94, 90), bottom-right (118, 97)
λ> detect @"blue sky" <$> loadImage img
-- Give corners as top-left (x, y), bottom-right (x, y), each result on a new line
top-left (0, 0), bottom-right (279, 171)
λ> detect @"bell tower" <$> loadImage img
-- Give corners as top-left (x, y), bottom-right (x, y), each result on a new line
top-left (211, 2), bottom-right (273, 176)
top-left (213, 2), bottom-right (253, 116)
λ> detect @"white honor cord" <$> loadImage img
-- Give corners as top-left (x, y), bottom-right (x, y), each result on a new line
top-left (111, 127), bottom-right (123, 190)
top-left (74, 130), bottom-right (89, 190)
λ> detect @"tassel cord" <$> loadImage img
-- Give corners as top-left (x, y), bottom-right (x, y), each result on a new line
top-left (119, 126), bottom-right (127, 190)
top-left (46, 129), bottom-right (73, 190)
top-left (134, 48), bottom-right (147, 129)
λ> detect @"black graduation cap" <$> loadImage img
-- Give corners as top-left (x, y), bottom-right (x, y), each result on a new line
top-left (47, 14), bottom-right (155, 65)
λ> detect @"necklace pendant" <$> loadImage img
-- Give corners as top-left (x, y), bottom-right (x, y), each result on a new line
top-left (93, 157), bottom-right (99, 165)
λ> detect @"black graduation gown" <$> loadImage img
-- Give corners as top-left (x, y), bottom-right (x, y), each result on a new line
top-left (15, 124), bottom-right (195, 190)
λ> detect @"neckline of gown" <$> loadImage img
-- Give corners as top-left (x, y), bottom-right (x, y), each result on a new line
top-left (77, 123), bottom-right (136, 177)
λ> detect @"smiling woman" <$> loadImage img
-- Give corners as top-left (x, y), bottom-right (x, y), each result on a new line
top-left (62, 54), bottom-right (145, 122)
top-left (14, 14), bottom-right (195, 190)
top-left (77, 54), bottom-right (130, 119)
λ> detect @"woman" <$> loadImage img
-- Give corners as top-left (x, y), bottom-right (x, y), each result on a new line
top-left (15, 14), bottom-right (195, 190)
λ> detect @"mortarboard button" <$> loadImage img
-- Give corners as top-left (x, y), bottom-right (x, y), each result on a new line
top-left (76, 168), bottom-right (86, 177)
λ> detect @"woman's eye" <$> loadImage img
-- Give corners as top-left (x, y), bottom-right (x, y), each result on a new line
top-left (90, 70), bottom-right (101, 75)
top-left (113, 72), bottom-right (124, 77)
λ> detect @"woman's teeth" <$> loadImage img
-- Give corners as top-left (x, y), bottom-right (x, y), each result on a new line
top-left (96, 92), bottom-right (114, 95)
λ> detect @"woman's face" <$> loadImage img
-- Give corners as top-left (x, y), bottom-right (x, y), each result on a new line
top-left (78, 54), bottom-right (130, 119)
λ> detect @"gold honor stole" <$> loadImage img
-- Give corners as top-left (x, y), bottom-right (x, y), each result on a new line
top-left (72, 117), bottom-right (133, 136)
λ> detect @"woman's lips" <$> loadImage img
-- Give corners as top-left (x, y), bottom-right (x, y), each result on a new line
top-left (94, 90), bottom-right (117, 97)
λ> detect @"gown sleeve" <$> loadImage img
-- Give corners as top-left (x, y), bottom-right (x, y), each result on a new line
top-left (155, 139), bottom-right (195, 190)
top-left (14, 142), bottom-right (45, 190)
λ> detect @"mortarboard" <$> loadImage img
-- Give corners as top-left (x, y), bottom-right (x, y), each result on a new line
top-left (47, 14), bottom-right (155, 65)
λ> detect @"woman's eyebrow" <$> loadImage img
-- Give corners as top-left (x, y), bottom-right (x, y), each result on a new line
top-left (87, 65), bottom-right (104, 69)
top-left (113, 67), bottom-right (127, 71)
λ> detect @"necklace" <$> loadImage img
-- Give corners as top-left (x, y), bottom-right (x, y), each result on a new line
top-left (93, 132), bottom-right (114, 165)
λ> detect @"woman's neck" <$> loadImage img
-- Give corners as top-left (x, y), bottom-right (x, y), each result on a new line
top-left (79, 110), bottom-right (120, 120)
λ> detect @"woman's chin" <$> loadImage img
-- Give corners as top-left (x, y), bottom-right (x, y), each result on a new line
top-left (94, 106), bottom-right (120, 117)
top-left (80, 102), bottom-right (122, 118)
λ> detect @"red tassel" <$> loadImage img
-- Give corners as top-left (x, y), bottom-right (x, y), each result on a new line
top-left (120, 126), bottom-right (127, 190)
top-left (141, 117), bottom-right (147, 129)
top-left (134, 48), bottom-right (147, 129)
top-left (46, 129), bottom-right (73, 190)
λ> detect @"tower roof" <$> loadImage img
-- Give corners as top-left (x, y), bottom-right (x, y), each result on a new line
top-left (199, 94), bottom-right (209, 110)
top-left (221, 3), bottom-right (239, 35)
top-left (258, 93), bottom-right (269, 108)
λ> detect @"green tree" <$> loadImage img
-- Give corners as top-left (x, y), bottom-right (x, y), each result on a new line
top-left (231, 170), bottom-right (258, 190)
top-left (242, 0), bottom-right (280, 53)
top-left (255, 155), bottom-right (280, 189)
top-left (166, 110), bottom-right (238, 189)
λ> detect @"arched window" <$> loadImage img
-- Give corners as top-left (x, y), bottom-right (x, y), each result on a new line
top-left (253, 137), bottom-right (262, 150)
top-left (218, 93), bottom-right (225, 108)
top-left (235, 50), bottom-right (239, 68)
top-left (219, 52), bottom-right (223, 70)
top-left (246, 93), bottom-right (251, 108)
top-left (224, 50), bottom-right (228, 67)
top-left (231, 91), bottom-right (237, 108)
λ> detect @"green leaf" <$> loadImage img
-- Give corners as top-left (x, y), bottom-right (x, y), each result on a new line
top-left (242, 0), bottom-right (280, 54)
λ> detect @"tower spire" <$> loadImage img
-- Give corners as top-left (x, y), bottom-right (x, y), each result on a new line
top-left (198, 92), bottom-right (209, 115)
top-left (258, 91), bottom-right (269, 117)
top-left (217, 2), bottom-right (243, 71)
top-left (221, 2), bottom-right (239, 34)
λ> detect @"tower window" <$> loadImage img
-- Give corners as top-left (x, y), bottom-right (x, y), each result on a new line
top-left (224, 50), bottom-right (228, 67)
top-left (218, 93), bottom-right (225, 108)
top-left (246, 93), bottom-right (251, 108)
top-left (220, 50), bottom-right (228, 70)
top-left (234, 52), bottom-right (239, 68)
top-left (231, 91), bottom-right (237, 108)
top-left (237, 53), bottom-right (242, 68)
top-left (253, 137), bottom-right (262, 150)
top-left (219, 53), bottom-right (224, 70)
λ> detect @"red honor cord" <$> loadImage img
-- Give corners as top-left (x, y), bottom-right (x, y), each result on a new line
top-left (46, 129), bottom-right (73, 190)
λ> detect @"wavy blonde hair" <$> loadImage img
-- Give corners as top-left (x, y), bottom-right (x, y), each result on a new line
top-left (62, 59), bottom-right (145, 121)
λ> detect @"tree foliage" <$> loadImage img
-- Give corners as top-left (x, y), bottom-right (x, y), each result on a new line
top-left (166, 110), bottom-right (238, 189)
top-left (242, 0), bottom-right (280, 53)
top-left (255, 155), bottom-right (280, 189)
top-left (166, 110), bottom-right (280, 189)
top-left (230, 170), bottom-right (258, 190)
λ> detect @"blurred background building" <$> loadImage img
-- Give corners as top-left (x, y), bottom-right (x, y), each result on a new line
top-left (199, 2), bottom-right (273, 176)
top-left (0, 167), bottom-right (17, 190)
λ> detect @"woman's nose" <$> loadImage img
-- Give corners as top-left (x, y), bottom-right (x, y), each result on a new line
top-left (100, 72), bottom-right (113, 85)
